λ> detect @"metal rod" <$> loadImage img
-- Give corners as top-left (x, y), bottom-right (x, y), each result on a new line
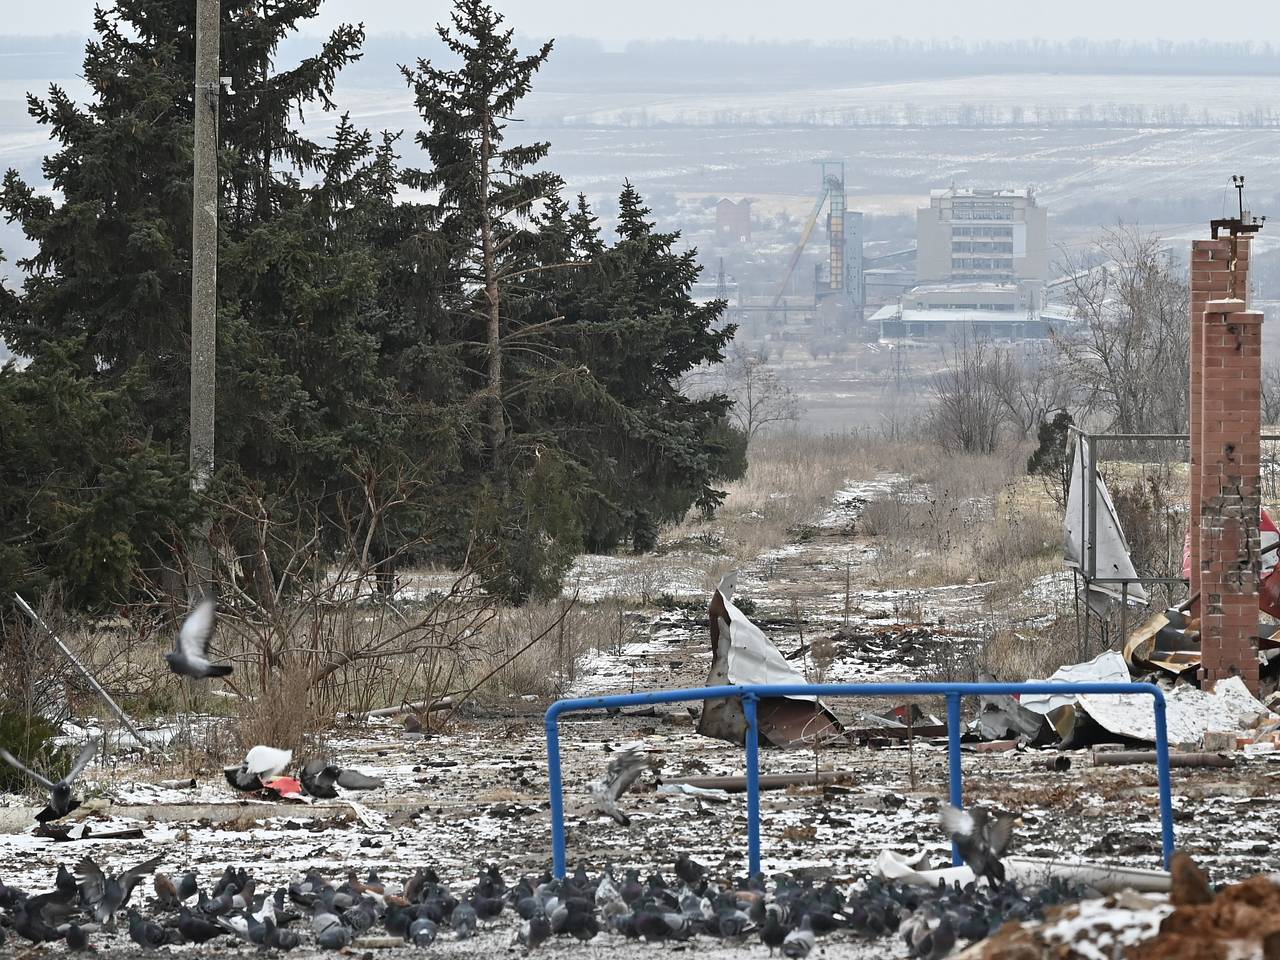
top-left (947, 693), bottom-right (963, 866)
top-left (743, 693), bottom-right (761, 877)
top-left (13, 593), bottom-right (149, 748)
top-left (1087, 436), bottom-right (1099, 581)
top-left (1120, 582), bottom-right (1128, 649)
top-left (1092, 750), bottom-right (1232, 769)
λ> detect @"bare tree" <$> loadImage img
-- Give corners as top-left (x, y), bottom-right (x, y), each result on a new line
top-left (988, 343), bottom-right (1077, 442)
top-left (1263, 360), bottom-right (1280, 426)
top-left (723, 347), bottom-right (802, 440)
top-left (1052, 225), bottom-right (1189, 435)
top-left (928, 333), bottom-right (1008, 455)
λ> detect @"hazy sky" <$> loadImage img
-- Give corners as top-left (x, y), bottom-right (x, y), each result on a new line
top-left (5, 0), bottom-right (1280, 44)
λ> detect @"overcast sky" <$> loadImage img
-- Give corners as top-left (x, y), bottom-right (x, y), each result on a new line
top-left (5, 0), bottom-right (1280, 44)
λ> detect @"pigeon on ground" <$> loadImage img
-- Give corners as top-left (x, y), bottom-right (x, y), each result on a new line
top-left (674, 853), bottom-right (706, 887)
top-left (941, 804), bottom-right (1017, 887)
top-left (782, 915), bottom-right (816, 958)
top-left (335, 768), bottom-right (384, 790)
top-left (127, 908), bottom-right (168, 948)
top-left (264, 918), bottom-right (300, 951)
top-left (518, 913), bottom-right (551, 948)
top-left (177, 907), bottom-right (226, 943)
top-left (165, 597), bottom-right (232, 679)
top-left (588, 749), bottom-right (655, 826)
top-left (298, 760), bottom-right (341, 799)
top-left (64, 923), bottom-right (90, 951)
top-left (0, 738), bottom-right (99, 823)
top-left (760, 904), bottom-right (788, 954)
top-left (75, 854), bottom-right (165, 925)
top-left (224, 746), bottom-right (293, 792)
top-left (409, 916), bottom-right (438, 946)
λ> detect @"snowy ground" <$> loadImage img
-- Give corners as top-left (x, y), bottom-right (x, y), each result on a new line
top-left (3, 474), bottom-right (1279, 957)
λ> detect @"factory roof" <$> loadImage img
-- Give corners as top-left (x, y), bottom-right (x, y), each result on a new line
top-left (929, 187), bottom-right (1034, 200)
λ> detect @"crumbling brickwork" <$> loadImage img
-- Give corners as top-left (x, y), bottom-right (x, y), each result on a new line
top-left (1196, 290), bottom-right (1262, 691)
top-left (1189, 237), bottom-right (1250, 601)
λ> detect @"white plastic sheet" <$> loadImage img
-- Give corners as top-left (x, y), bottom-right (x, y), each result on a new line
top-left (1064, 438), bottom-right (1148, 605)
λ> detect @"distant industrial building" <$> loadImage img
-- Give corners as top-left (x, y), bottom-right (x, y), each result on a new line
top-left (916, 187), bottom-right (1048, 285)
top-left (872, 283), bottom-right (1072, 340)
top-left (878, 186), bottom-right (1062, 340)
top-left (715, 198), bottom-right (752, 243)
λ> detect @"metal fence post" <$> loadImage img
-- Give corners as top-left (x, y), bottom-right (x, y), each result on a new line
top-left (1152, 692), bottom-right (1175, 868)
top-left (545, 704), bottom-right (567, 878)
top-left (742, 692), bottom-right (762, 877)
top-left (946, 692), bottom-right (963, 865)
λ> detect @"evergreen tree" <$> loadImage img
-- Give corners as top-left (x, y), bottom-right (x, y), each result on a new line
top-left (531, 183), bottom-right (745, 552)
top-left (401, 0), bottom-right (560, 464)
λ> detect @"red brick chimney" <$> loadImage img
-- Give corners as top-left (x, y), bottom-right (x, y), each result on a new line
top-left (1189, 236), bottom-right (1260, 690)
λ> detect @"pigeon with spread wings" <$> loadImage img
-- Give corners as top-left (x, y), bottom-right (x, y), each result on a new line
top-left (588, 749), bottom-right (656, 826)
top-left (941, 804), bottom-right (1018, 887)
top-left (165, 597), bottom-right (232, 679)
top-left (0, 738), bottom-right (99, 824)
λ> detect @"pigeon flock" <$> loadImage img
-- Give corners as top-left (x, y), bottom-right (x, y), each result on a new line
top-left (0, 841), bottom-right (1086, 956)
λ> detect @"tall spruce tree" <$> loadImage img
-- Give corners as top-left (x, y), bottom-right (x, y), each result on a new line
top-left (401, 0), bottom-right (560, 464)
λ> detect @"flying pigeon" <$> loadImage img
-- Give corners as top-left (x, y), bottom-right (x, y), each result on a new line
top-left (76, 853), bottom-right (165, 925)
top-left (941, 804), bottom-right (1018, 887)
top-left (0, 738), bottom-right (99, 823)
top-left (224, 746), bottom-right (293, 792)
top-left (588, 749), bottom-right (656, 826)
top-left (165, 597), bottom-right (232, 679)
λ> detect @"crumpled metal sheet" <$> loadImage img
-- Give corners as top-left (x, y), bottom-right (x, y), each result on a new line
top-left (697, 579), bottom-right (842, 748)
top-left (1077, 676), bottom-right (1270, 744)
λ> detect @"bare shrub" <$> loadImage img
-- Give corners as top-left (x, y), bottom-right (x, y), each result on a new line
top-left (722, 346), bottom-right (803, 440)
top-left (927, 333), bottom-right (1008, 455)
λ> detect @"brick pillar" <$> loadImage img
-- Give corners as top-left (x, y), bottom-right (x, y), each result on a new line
top-left (1189, 237), bottom-right (1250, 601)
top-left (1198, 297), bottom-right (1262, 692)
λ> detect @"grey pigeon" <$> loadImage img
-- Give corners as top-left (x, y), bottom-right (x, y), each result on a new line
top-left (165, 597), bottom-right (232, 679)
top-left (127, 908), bottom-right (167, 948)
top-left (298, 760), bottom-right (340, 799)
top-left (409, 916), bottom-right (438, 946)
top-left (588, 749), bottom-right (655, 826)
top-left (335, 768), bottom-right (384, 790)
top-left (0, 738), bottom-right (99, 823)
top-left (941, 805), bottom-right (1017, 887)
top-left (452, 901), bottom-right (478, 939)
top-left (64, 923), bottom-right (89, 951)
top-left (782, 915), bottom-right (815, 958)
top-left (76, 854), bottom-right (164, 926)
top-left (518, 913), bottom-right (551, 948)
top-left (264, 917), bottom-right (300, 951)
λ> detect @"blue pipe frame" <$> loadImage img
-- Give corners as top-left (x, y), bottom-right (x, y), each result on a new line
top-left (544, 681), bottom-right (1174, 879)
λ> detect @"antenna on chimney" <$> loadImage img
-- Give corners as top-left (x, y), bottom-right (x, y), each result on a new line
top-left (1212, 174), bottom-right (1266, 239)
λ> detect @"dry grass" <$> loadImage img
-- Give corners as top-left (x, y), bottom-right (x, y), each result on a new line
top-left (670, 430), bottom-right (885, 563)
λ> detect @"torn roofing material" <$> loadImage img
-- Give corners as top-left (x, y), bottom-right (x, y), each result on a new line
top-left (697, 574), bottom-right (843, 748)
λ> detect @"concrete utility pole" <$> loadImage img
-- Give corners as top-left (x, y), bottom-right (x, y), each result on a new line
top-left (189, 0), bottom-right (220, 596)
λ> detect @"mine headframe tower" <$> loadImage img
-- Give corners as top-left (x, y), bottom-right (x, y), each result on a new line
top-left (768, 160), bottom-right (864, 331)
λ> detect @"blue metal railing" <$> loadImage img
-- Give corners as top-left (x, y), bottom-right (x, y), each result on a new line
top-left (544, 681), bottom-right (1174, 878)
